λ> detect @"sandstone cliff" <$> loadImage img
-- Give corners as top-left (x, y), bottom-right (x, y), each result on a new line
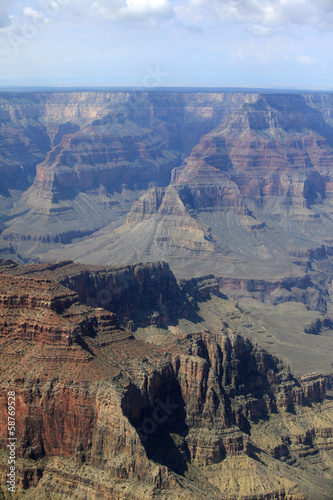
top-left (0, 259), bottom-right (189, 329)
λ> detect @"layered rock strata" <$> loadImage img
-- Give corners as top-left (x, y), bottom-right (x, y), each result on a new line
top-left (1, 91), bottom-right (333, 282)
top-left (0, 91), bottom-right (247, 255)
top-left (0, 259), bottom-right (189, 329)
top-left (0, 261), bottom-right (332, 499)
top-left (38, 92), bottom-right (333, 283)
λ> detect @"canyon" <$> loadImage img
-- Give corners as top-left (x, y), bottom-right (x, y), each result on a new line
top-left (0, 90), bottom-right (333, 498)
top-left (0, 259), bottom-right (332, 499)
top-left (0, 92), bottom-right (331, 274)
top-left (1, 91), bottom-right (333, 289)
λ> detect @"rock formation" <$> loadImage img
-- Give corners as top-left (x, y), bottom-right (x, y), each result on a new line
top-left (0, 259), bottom-right (189, 329)
top-left (0, 260), bottom-right (332, 499)
top-left (17, 91), bottom-right (331, 289)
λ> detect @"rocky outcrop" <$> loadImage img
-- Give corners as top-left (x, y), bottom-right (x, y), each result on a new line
top-left (218, 274), bottom-right (329, 312)
top-left (0, 274), bottom-right (79, 312)
top-left (0, 259), bottom-right (189, 329)
top-left (218, 275), bottom-right (310, 293)
top-left (120, 329), bottom-right (327, 474)
top-left (304, 316), bottom-right (333, 335)
top-left (171, 94), bottom-right (333, 205)
top-left (178, 275), bottom-right (220, 305)
top-left (0, 270), bottom-right (125, 363)
top-left (0, 266), bottom-right (166, 490)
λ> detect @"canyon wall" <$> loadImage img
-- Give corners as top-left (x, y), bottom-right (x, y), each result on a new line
top-left (2, 90), bottom-right (332, 281)
top-left (8, 90), bottom-right (329, 283)
top-left (0, 261), bottom-right (332, 499)
top-left (0, 259), bottom-right (189, 329)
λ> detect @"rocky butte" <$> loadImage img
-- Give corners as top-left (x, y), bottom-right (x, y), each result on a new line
top-left (0, 90), bottom-right (333, 499)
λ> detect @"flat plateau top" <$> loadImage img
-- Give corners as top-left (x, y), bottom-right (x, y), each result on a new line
top-left (0, 86), bottom-right (333, 94)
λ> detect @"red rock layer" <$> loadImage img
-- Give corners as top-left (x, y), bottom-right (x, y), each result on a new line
top-left (0, 262), bottom-right (331, 499)
top-left (0, 259), bottom-right (189, 329)
top-left (171, 94), bottom-right (333, 214)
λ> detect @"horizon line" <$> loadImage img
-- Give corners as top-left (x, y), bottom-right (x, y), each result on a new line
top-left (0, 85), bottom-right (333, 94)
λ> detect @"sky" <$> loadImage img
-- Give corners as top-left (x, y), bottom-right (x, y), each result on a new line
top-left (0, 0), bottom-right (332, 90)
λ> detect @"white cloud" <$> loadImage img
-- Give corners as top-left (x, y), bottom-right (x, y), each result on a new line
top-left (250, 24), bottom-right (273, 36)
top-left (197, 0), bottom-right (333, 30)
top-left (233, 33), bottom-right (317, 67)
top-left (23, 7), bottom-right (50, 27)
top-left (297, 55), bottom-right (318, 64)
top-left (235, 38), bottom-right (281, 64)
top-left (0, 0), bottom-right (175, 32)
top-left (90, 0), bottom-right (174, 23)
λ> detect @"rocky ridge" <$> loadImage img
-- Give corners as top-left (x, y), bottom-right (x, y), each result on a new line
top-left (0, 259), bottom-right (189, 330)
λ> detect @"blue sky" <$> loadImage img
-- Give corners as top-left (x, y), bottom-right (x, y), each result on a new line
top-left (0, 0), bottom-right (332, 89)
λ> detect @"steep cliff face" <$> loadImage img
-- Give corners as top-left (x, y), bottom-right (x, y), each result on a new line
top-left (0, 91), bottom-right (248, 256)
top-left (0, 94), bottom-right (51, 192)
top-left (0, 267), bottom-right (165, 486)
top-left (170, 93), bottom-right (333, 234)
top-left (0, 259), bottom-right (189, 329)
top-left (0, 92), bottom-right (130, 204)
top-left (0, 261), bottom-right (332, 499)
top-left (32, 114), bottom-right (181, 200)
top-left (213, 95), bottom-right (333, 203)
top-left (33, 91), bottom-right (333, 283)
top-left (305, 94), bottom-right (333, 127)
